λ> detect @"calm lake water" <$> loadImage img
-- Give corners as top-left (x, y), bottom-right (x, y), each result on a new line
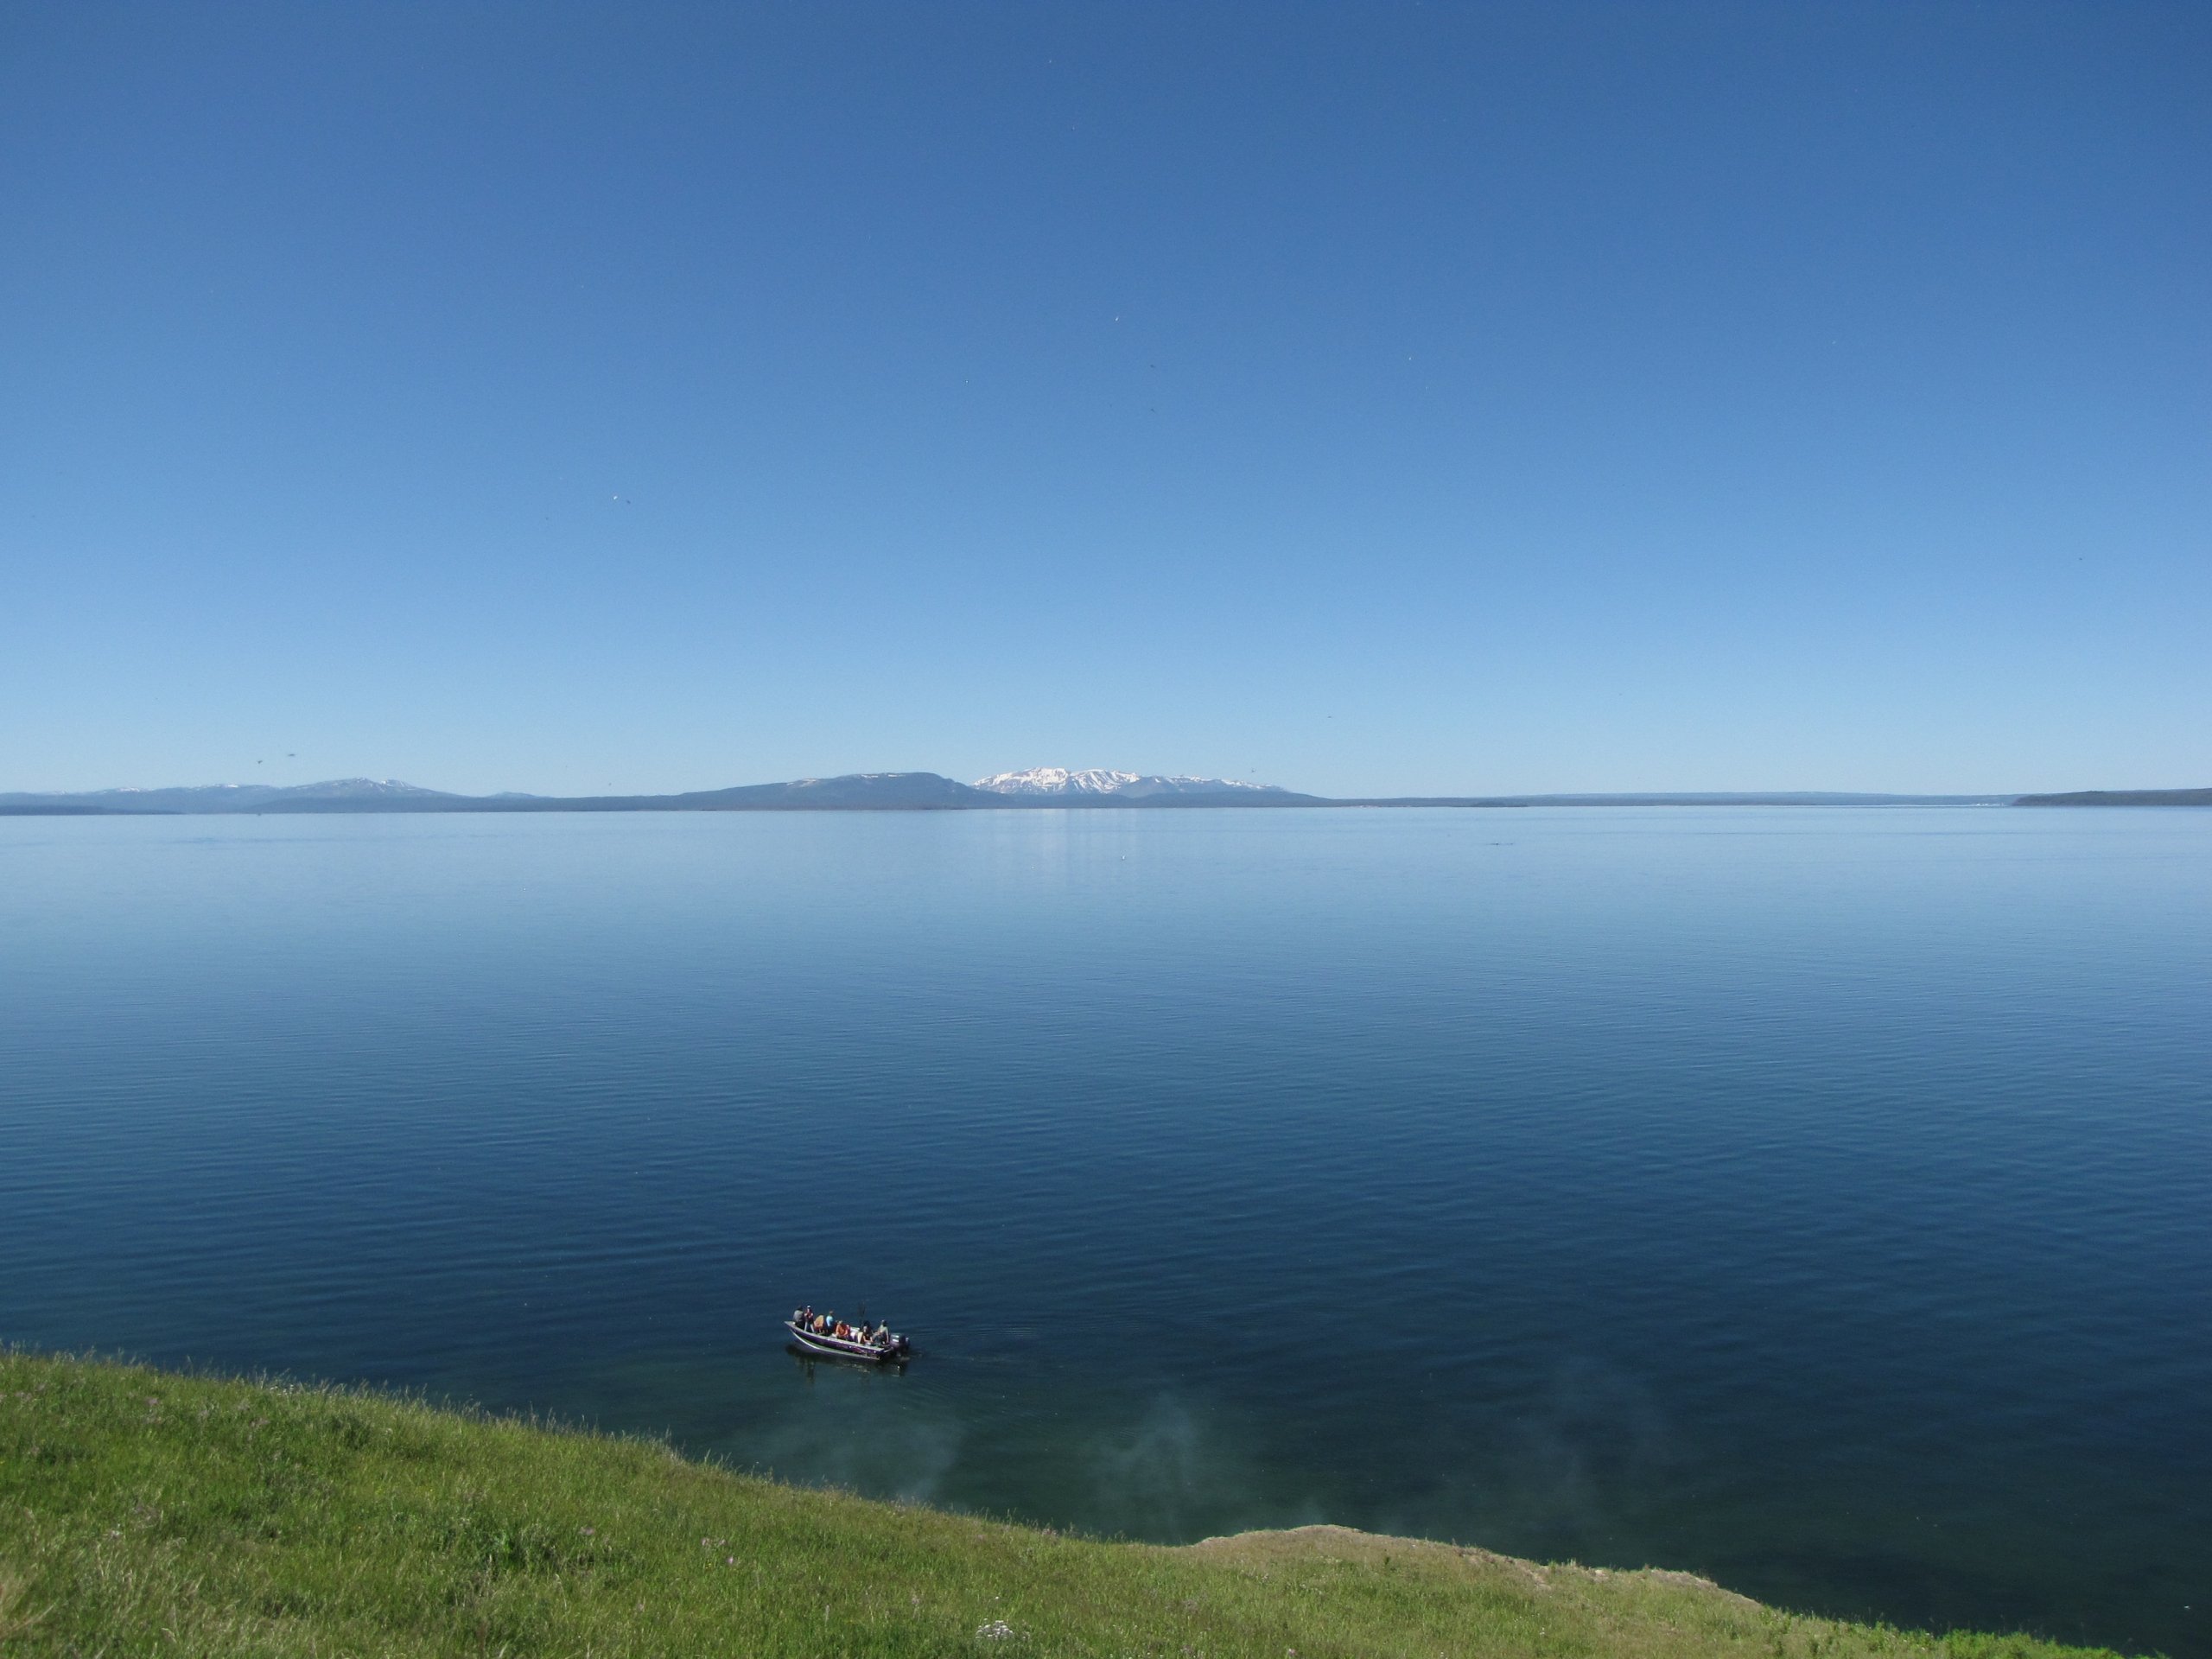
top-left (3, 807), bottom-right (2207, 1653)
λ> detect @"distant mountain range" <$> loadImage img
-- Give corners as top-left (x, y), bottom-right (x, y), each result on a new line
top-left (1, 772), bottom-right (2203, 815)
top-left (0, 779), bottom-right (467, 814)
top-left (0, 772), bottom-right (1316, 814)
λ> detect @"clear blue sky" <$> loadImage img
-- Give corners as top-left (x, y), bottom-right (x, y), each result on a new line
top-left (3, 2), bottom-right (2204, 796)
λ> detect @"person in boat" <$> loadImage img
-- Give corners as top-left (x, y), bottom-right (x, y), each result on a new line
top-left (871, 1322), bottom-right (890, 1347)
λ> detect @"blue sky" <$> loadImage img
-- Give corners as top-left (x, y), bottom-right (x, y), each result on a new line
top-left (3, 1), bottom-right (2204, 796)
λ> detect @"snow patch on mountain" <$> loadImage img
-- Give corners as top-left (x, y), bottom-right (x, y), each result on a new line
top-left (972, 767), bottom-right (1282, 798)
top-left (974, 768), bottom-right (1140, 795)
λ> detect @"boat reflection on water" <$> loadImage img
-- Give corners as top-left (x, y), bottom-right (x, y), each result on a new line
top-left (785, 1344), bottom-right (911, 1380)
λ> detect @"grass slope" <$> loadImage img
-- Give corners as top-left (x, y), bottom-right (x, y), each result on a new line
top-left (0, 1352), bottom-right (2114, 1658)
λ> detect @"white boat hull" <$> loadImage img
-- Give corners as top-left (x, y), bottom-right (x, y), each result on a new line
top-left (785, 1321), bottom-right (909, 1362)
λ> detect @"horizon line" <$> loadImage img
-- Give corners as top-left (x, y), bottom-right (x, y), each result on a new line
top-left (5, 771), bottom-right (2206, 811)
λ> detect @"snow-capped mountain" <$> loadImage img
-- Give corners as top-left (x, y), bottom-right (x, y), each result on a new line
top-left (973, 768), bottom-right (1141, 795)
top-left (972, 767), bottom-right (1287, 799)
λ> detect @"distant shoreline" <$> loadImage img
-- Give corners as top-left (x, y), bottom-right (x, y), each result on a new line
top-left (4, 773), bottom-right (2206, 816)
top-left (2012, 787), bottom-right (2212, 807)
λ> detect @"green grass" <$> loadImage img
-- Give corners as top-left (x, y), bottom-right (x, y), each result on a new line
top-left (0, 1351), bottom-right (2120, 1658)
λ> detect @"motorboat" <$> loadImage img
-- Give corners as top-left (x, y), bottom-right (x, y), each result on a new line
top-left (785, 1309), bottom-right (912, 1362)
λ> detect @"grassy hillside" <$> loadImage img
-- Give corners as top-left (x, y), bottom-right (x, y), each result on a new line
top-left (0, 1351), bottom-right (2116, 1658)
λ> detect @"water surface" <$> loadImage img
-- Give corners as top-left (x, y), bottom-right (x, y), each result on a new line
top-left (3, 808), bottom-right (2206, 1654)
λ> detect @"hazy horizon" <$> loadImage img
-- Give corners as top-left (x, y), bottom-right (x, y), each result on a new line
top-left (0, 765), bottom-right (2108, 804)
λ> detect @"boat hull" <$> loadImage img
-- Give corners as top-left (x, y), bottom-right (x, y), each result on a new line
top-left (785, 1321), bottom-right (908, 1362)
